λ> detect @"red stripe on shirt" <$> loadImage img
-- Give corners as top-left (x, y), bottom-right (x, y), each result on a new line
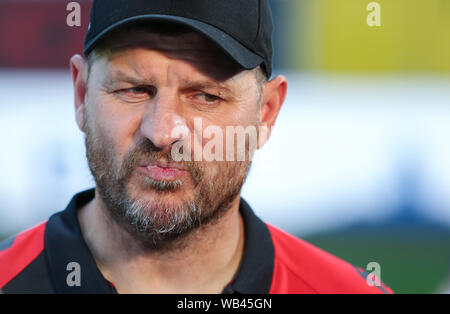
top-left (0, 222), bottom-right (46, 288)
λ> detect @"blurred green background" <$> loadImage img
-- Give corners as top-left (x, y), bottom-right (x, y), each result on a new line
top-left (304, 227), bottom-right (450, 293)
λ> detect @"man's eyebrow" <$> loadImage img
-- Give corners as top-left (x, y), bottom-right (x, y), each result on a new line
top-left (102, 71), bottom-right (156, 87)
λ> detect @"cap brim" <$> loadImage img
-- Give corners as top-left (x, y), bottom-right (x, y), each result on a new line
top-left (84, 14), bottom-right (264, 71)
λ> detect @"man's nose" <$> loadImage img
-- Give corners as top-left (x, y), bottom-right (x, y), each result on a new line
top-left (139, 92), bottom-right (188, 150)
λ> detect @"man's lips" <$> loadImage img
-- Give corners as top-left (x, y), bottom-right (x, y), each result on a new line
top-left (138, 161), bottom-right (188, 181)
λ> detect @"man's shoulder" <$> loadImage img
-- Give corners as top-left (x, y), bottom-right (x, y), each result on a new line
top-left (0, 222), bottom-right (47, 289)
top-left (266, 224), bottom-right (393, 294)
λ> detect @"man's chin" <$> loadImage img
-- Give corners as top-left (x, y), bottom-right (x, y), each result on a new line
top-left (128, 181), bottom-right (195, 207)
top-left (111, 190), bottom-right (202, 251)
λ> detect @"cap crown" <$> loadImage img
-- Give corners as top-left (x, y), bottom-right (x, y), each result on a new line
top-left (84, 0), bottom-right (273, 76)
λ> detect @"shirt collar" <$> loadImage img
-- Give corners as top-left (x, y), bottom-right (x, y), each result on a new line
top-left (45, 189), bottom-right (274, 293)
top-left (226, 198), bottom-right (274, 294)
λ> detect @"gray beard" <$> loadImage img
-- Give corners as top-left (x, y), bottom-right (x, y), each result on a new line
top-left (96, 176), bottom-right (243, 253)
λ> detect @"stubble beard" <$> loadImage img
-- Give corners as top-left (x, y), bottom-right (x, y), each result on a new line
top-left (83, 117), bottom-right (252, 253)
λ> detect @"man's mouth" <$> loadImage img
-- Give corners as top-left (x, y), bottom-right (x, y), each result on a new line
top-left (138, 161), bottom-right (188, 181)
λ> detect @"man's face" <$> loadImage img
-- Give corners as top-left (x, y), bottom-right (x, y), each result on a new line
top-left (83, 31), bottom-right (262, 250)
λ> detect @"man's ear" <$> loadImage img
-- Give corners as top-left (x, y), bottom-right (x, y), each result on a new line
top-left (258, 75), bottom-right (288, 149)
top-left (70, 54), bottom-right (88, 133)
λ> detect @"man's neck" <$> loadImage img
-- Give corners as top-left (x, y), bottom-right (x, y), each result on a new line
top-left (77, 190), bottom-right (245, 293)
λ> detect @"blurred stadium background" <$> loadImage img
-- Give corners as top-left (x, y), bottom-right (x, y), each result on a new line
top-left (0, 0), bottom-right (449, 293)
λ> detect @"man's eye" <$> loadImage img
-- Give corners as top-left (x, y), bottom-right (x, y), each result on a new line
top-left (124, 87), bottom-right (152, 95)
top-left (114, 86), bottom-right (156, 101)
top-left (196, 93), bottom-right (221, 102)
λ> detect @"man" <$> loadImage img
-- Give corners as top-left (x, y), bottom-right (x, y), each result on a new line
top-left (0, 0), bottom-right (391, 294)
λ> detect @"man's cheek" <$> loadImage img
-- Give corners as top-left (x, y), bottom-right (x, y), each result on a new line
top-left (204, 161), bottom-right (222, 183)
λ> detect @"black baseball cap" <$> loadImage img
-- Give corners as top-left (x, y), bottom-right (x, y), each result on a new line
top-left (84, 0), bottom-right (274, 78)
